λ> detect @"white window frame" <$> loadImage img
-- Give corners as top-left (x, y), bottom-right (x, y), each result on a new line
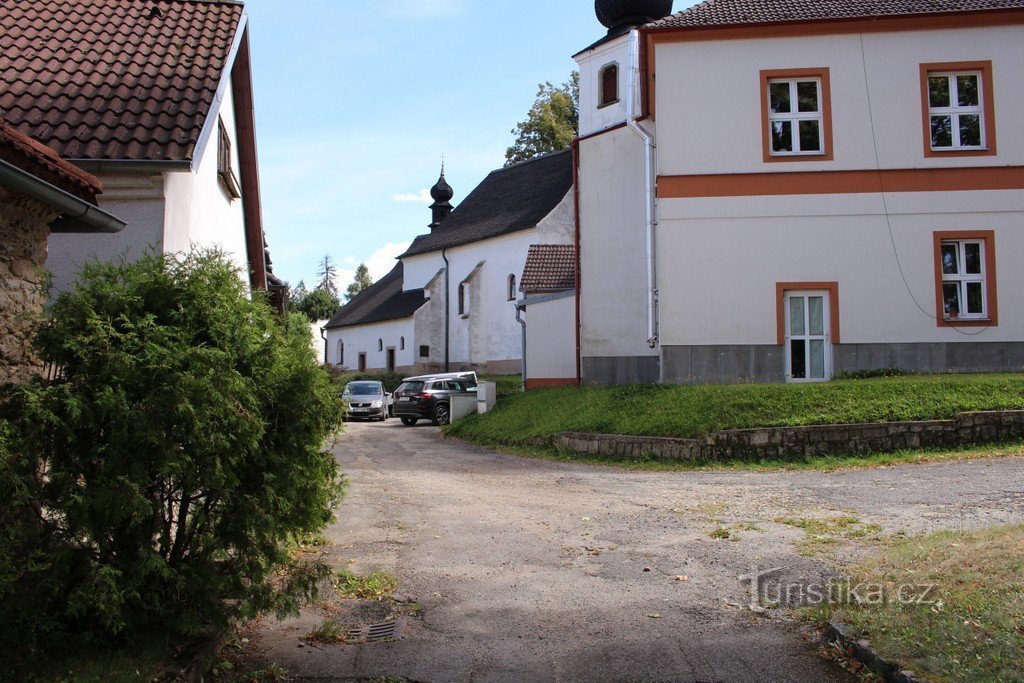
top-left (784, 290), bottom-right (832, 383)
top-left (927, 71), bottom-right (986, 151)
top-left (940, 239), bottom-right (988, 320)
top-left (767, 78), bottom-right (824, 157)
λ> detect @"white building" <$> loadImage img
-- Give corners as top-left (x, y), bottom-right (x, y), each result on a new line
top-left (570, 0), bottom-right (1024, 385)
top-left (325, 151), bottom-right (575, 375)
top-left (0, 0), bottom-right (280, 301)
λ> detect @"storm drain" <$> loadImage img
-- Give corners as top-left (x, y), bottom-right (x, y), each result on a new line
top-left (344, 619), bottom-right (406, 644)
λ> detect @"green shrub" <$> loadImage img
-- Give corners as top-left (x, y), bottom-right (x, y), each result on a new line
top-left (0, 251), bottom-right (345, 654)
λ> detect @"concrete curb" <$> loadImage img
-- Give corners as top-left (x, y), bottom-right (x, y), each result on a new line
top-left (825, 619), bottom-right (930, 683)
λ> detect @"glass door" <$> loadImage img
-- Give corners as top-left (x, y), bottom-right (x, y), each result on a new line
top-left (785, 291), bottom-right (831, 382)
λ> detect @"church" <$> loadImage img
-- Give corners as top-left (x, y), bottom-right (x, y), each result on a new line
top-left (324, 151), bottom-right (574, 376)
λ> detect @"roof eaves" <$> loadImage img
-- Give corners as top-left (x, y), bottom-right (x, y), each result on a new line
top-left (190, 11), bottom-right (250, 172)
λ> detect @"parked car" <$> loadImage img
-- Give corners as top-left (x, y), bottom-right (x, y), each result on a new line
top-left (393, 374), bottom-right (477, 426)
top-left (341, 380), bottom-right (391, 421)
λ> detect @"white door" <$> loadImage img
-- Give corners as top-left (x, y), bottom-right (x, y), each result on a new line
top-left (785, 291), bottom-right (831, 382)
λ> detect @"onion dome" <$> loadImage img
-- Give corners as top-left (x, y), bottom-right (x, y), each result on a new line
top-left (595, 0), bottom-right (674, 32)
top-left (430, 168), bottom-right (454, 204)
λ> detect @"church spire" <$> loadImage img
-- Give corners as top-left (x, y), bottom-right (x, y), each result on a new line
top-left (429, 161), bottom-right (454, 231)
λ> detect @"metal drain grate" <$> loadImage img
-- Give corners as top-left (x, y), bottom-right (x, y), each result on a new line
top-left (344, 619), bottom-right (406, 644)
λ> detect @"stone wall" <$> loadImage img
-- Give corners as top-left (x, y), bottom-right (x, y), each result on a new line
top-left (553, 411), bottom-right (1024, 463)
top-left (0, 187), bottom-right (56, 385)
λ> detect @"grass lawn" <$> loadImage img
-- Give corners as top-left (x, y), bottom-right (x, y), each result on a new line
top-left (811, 524), bottom-right (1024, 682)
top-left (446, 373), bottom-right (1024, 446)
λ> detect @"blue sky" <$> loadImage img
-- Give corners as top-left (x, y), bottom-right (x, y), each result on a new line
top-left (242, 0), bottom-right (619, 290)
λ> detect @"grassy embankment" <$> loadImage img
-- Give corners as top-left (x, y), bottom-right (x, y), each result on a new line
top-left (445, 373), bottom-right (1024, 469)
top-left (811, 524), bottom-right (1024, 682)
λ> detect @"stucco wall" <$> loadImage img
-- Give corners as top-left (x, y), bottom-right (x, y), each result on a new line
top-left (577, 127), bottom-right (656, 361)
top-left (654, 25), bottom-right (1024, 174)
top-left (46, 173), bottom-right (165, 295)
top-left (525, 293), bottom-right (578, 383)
top-left (163, 83), bottom-right (249, 281)
top-left (576, 34), bottom-right (631, 138)
top-left (325, 317), bottom-right (416, 372)
top-left (0, 188), bottom-right (55, 384)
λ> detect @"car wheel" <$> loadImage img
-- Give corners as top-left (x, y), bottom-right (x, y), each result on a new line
top-left (400, 417), bottom-right (418, 426)
top-left (433, 403), bottom-right (451, 426)
top-left (379, 411), bottom-right (388, 422)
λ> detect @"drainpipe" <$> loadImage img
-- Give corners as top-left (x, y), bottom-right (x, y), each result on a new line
top-left (319, 325), bottom-right (328, 365)
top-left (515, 302), bottom-right (527, 392)
top-left (442, 248), bottom-right (450, 372)
top-left (625, 29), bottom-right (659, 351)
top-left (571, 138), bottom-right (582, 386)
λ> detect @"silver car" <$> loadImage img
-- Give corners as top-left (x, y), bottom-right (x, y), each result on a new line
top-left (342, 381), bottom-right (390, 421)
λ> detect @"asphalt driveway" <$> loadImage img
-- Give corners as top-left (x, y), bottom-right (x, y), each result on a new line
top-left (246, 420), bottom-right (1024, 682)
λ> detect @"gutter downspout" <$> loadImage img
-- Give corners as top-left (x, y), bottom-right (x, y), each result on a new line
top-left (625, 29), bottom-right (659, 352)
top-left (571, 138), bottom-right (582, 386)
top-left (442, 248), bottom-right (450, 373)
top-left (0, 159), bottom-right (126, 233)
top-left (515, 303), bottom-right (527, 393)
top-left (319, 325), bottom-right (328, 365)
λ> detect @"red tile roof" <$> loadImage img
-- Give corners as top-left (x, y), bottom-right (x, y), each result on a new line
top-left (0, 0), bottom-right (244, 162)
top-left (648, 0), bottom-right (1024, 29)
top-left (520, 244), bottom-right (577, 294)
top-left (0, 118), bottom-right (102, 202)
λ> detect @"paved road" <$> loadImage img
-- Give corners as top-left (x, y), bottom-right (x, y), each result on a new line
top-left (249, 420), bottom-right (1024, 682)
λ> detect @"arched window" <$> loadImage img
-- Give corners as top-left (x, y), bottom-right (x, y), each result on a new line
top-left (599, 63), bottom-right (619, 108)
top-left (337, 340), bottom-right (344, 366)
top-left (400, 336), bottom-right (406, 351)
top-left (507, 274), bottom-right (517, 301)
top-left (378, 339), bottom-right (383, 352)
top-left (458, 282), bottom-right (468, 316)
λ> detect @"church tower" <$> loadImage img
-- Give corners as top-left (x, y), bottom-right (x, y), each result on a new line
top-left (429, 166), bottom-right (454, 231)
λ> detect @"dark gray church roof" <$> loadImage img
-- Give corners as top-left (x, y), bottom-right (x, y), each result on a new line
top-left (323, 262), bottom-right (426, 330)
top-left (401, 149), bottom-right (574, 259)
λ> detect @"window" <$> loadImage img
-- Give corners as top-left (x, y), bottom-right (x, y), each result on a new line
top-left (507, 274), bottom-right (517, 301)
top-left (419, 345), bottom-right (430, 358)
top-left (337, 340), bottom-right (344, 366)
top-left (217, 117), bottom-right (242, 198)
top-left (933, 231), bottom-right (998, 327)
top-left (378, 339), bottom-right (383, 352)
top-left (760, 68), bottom-right (833, 162)
top-left (598, 63), bottom-right (619, 108)
top-left (458, 282), bottom-right (469, 316)
top-left (400, 336), bottom-right (406, 351)
top-left (921, 62), bottom-right (996, 157)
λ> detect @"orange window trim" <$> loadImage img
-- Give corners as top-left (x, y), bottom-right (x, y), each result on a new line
top-left (919, 61), bottom-right (997, 158)
top-left (776, 282), bottom-right (841, 346)
top-left (932, 230), bottom-right (998, 328)
top-left (658, 166), bottom-right (1024, 198)
top-left (760, 68), bottom-right (834, 163)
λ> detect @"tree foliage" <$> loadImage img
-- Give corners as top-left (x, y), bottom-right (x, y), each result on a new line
top-left (345, 262), bottom-right (373, 302)
top-left (297, 287), bottom-right (341, 322)
top-left (316, 254), bottom-right (339, 300)
top-left (505, 72), bottom-right (579, 166)
top-left (0, 251), bottom-right (345, 654)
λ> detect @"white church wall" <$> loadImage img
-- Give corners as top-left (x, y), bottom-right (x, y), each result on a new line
top-left (525, 293), bottom-right (578, 387)
top-left (325, 317), bottom-right (416, 372)
top-left (577, 34), bottom-right (630, 138)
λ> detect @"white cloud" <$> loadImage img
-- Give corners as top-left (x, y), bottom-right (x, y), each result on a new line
top-left (365, 241), bottom-right (412, 280)
top-left (391, 189), bottom-right (433, 203)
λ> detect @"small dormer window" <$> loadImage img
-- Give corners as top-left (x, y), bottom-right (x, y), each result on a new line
top-left (217, 117), bottom-right (241, 199)
top-left (599, 63), bottom-right (619, 108)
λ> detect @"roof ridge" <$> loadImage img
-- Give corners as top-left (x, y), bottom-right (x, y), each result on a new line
top-left (496, 147), bottom-right (573, 173)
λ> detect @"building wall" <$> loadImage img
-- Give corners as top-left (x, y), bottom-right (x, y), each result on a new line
top-left (0, 188), bottom-right (55, 384)
top-left (524, 292), bottom-right (578, 387)
top-left (576, 126), bottom-right (658, 384)
top-left (46, 173), bottom-right (165, 295)
top-left (577, 34), bottom-right (631, 138)
top-left (163, 83), bottom-right (249, 281)
top-left (325, 317), bottom-right (417, 373)
top-left (654, 25), bottom-right (1024, 174)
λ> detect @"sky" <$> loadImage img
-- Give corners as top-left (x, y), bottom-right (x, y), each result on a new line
top-left (241, 0), bottom-right (624, 291)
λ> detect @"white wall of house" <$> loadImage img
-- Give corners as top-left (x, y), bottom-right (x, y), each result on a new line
top-left (524, 293), bottom-right (578, 385)
top-left (654, 26), bottom-right (1024, 174)
top-left (577, 34), bottom-right (631, 138)
top-left (326, 317), bottom-right (416, 372)
top-left (163, 83), bottom-right (249, 280)
top-left (46, 173), bottom-right (166, 294)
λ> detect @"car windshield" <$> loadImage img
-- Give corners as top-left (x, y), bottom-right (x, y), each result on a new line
top-left (346, 382), bottom-right (382, 396)
top-left (396, 381), bottom-right (424, 394)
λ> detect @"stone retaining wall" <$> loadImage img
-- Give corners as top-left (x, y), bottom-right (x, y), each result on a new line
top-left (0, 188), bottom-right (55, 385)
top-left (553, 411), bottom-right (1024, 462)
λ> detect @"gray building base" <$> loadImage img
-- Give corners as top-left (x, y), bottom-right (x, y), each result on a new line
top-left (589, 342), bottom-right (1024, 386)
top-left (582, 356), bottom-right (660, 386)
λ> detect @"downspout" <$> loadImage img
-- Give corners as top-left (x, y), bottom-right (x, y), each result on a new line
top-left (442, 248), bottom-right (450, 372)
top-left (625, 28), bottom-right (659, 351)
top-left (515, 303), bottom-right (527, 393)
top-left (571, 138), bottom-right (582, 385)
top-left (319, 325), bottom-right (328, 365)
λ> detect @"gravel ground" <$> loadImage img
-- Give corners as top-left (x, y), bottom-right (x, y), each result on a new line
top-left (244, 420), bottom-right (1024, 683)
